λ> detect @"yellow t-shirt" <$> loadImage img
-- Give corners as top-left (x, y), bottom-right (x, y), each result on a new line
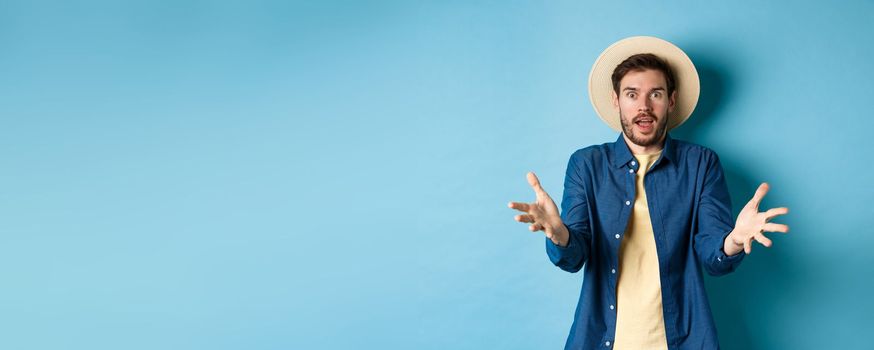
top-left (613, 151), bottom-right (669, 350)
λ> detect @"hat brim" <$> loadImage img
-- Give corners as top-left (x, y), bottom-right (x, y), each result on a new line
top-left (588, 36), bottom-right (700, 132)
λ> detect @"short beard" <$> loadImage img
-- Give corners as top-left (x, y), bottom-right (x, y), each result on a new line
top-left (619, 110), bottom-right (668, 148)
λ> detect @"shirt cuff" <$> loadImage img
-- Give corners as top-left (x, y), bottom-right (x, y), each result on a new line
top-left (716, 247), bottom-right (745, 263)
top-left (546, 230), bottom-right (575, 255)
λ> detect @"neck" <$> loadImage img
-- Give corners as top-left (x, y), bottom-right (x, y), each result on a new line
top-left (622, 132), bottom-right (666, 155)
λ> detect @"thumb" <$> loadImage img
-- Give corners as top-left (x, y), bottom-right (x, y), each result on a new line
top-left (527, 172), bottom-right (545, 194)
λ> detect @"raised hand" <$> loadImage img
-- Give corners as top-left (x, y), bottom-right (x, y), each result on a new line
top-left (725, 183), bottom-right (790, 255)
top-left (508, 172), bottom-right (569, 246)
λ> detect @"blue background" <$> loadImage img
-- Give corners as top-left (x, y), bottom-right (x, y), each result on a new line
top-left (1, 1), bottom-right (872, 349)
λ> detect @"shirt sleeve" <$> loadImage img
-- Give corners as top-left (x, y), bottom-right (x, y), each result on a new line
top-left (693, 151), bottom-right (746, 276)
top-left (545, 151), bottom-right (592, 273)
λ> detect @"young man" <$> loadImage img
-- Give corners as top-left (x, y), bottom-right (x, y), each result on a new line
top-left (507, 37), bottom-right (790, 349)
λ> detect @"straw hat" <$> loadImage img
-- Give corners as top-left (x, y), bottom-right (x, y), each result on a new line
top-left (588, 36), bottom-right (700, 132)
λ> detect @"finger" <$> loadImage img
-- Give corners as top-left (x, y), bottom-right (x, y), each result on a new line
top-left (529, 223), bottom-right (543, 232)
top-left (515, 214), bottom-right (535, 223)
top-left (527, 172), bottom-right (545, 194)
top-left (764, 207), bottom-right (789, 220)
top-left (763, 223), bottom-right (789, 233)
top-left (508, 201), bottom-right (530, 212)
top-left (747, 182), bottom-right (770, 209)
top-left (754, 232), bottom-right (773, 248)
top-left (744, 236), bottom-right (752, 254)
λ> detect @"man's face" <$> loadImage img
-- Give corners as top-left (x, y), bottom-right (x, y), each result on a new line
top-left (612, 69), bottom-right (676, 148)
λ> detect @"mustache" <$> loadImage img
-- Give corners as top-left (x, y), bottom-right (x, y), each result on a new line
top-left (633, 112), bottom-right (657, 123)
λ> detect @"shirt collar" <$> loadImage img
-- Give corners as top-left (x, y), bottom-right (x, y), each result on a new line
top-left (611, 132), bottom-right (677, 169)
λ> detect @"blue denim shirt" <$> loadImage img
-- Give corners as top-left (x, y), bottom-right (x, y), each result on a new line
top-left (547, 133), bottom-right (746, 350)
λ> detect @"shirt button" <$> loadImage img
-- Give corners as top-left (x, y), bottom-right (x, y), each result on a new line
top-left (717, 256), bottom-right (723, 262)
top-left (609, 304), bottom-right (615, 310)
top-left (629, 169), bottom-right (634, 173)
top-left (631, 161), bottom-right (636, 165)
top-left (615, 234), bottom-right (620, 239)
top-left (606, 341), bottom-right (611, 346)
top-left (611, 268), bottom-right (616, 274)
top-left (625, 200), bottom-right (631, 205)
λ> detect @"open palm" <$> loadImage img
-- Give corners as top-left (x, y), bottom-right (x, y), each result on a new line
top-left (508, 172), bottom-right (566, 245)
top-left (730, 182), bottom-right (790, 254)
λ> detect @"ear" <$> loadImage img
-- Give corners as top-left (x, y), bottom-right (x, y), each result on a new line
top-left (668, 90), bottom-right (677, 112)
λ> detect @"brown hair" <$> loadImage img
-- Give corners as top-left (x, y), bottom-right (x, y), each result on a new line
top-left (611, 53), bottom-right (676, 96)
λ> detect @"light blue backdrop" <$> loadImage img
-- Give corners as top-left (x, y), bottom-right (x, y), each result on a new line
top-left (1, 1), bottom-right (871, 349)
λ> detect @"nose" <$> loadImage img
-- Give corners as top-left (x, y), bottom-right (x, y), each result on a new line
top-left (638, 96), bottom-right (653, 113)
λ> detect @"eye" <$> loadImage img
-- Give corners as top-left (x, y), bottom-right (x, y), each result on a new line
top-left (651, 92), bottom-right (662, 98)
top-left (627, 92), bottom-right (637, 99)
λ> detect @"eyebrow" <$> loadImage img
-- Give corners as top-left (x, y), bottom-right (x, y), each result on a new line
top-left (622, 87), bottom-right (666, 92)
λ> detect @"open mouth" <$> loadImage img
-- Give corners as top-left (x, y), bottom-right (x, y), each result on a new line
top-left (634, 117), bottom-right (655, 132)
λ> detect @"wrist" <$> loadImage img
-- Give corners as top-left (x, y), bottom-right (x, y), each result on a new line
top-left (547, 221), bottom-right (569, 247)
top-left (723, 231), bottom-right (744, 256)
